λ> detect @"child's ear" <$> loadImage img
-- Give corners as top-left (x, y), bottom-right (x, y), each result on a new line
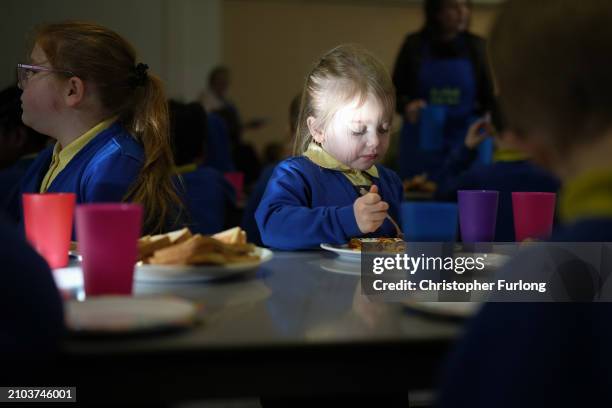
top-left (64, 77), bottom-right (85, 108)
top-left (307, 116), bottom-right (324, 144)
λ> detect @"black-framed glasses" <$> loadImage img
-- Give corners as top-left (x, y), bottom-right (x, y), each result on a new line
top-left (16, 63), bottom-right (76, 90)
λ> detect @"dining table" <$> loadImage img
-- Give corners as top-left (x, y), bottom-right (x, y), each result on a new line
top-left (52, 249), bottom-right (463, 405)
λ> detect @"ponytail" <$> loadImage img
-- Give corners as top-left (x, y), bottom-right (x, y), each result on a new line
top-left (124, 74), bottom-right (183, 233)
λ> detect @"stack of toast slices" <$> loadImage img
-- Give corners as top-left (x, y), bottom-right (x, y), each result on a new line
top-left (138, 227), bottom-right (257, 266)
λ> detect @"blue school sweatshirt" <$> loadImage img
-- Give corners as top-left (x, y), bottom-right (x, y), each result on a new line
top-left (242, 163), bottom-right (276, 247)
top-left (255, 156), bottom-right (403, 250)
top-left (179, 165), bottom-right (235, 234)
top-left (15, 123), bottom-right (143, 222)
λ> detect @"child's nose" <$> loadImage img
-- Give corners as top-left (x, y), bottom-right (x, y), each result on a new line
top-left (367, 133), bottom-right (380, 148)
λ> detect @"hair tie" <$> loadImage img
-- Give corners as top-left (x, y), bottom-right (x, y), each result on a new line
top-left (129, 63), bottom-right (149, 88)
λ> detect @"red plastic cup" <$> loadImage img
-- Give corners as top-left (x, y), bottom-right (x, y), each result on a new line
top-left (75, 203), bottom-right (142, 297)
top-left (22, 193), bottom-right (76, 269)
top-left (224, 171), bottom-right (245, 201)
top-left (512, 192), bottom-right (556, 242)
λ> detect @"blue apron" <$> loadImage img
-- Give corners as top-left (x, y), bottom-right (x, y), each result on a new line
top-left (399, 36), bottom-right (482, 183)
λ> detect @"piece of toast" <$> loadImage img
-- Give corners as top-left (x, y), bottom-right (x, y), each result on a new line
top-left (138, 235), bottom-right (171, 261)
top-left (138, 228), bottom-right (193, 262)
top-left (148, 234), bottom-right (257, 265)
top-left (212, 226), bottom-right (247, 245)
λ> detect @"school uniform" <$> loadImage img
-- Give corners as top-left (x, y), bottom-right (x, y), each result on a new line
top-left (205, 112), bottom-right (235, 173)
top-left (242, 163), bottom-right (276, 246)
top-left (176, 163), bottom-right (235, 234)
top-left (255, 143), bottom-right (403, 250)
top-left (437, 147), bottom-right (560, 241)
top-left (12, 119), bottom-right (143, 225)
top-left (436, 170), bottom-right (612, 408)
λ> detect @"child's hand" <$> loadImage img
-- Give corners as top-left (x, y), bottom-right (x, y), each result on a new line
top-left (404, 99), bottom-right (427, 124)
top-left (354, 185), bottom-right (389, 234)
top-left (465, 117), bottom-right (495, 149)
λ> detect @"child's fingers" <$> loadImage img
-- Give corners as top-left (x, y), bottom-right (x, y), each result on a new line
top-left (468, 119), bottom-right (485, 134)
top-left (363, 200), bottom-right (388, 212)
top-left (368, 212), bottom-right (387, 224)
top-left (360, 192), bottom-right (381, 205)
top-left (483, 121), bottom-right (496, 135)
top-left (369, 184), bottom-right (379, 195)
top-left (376, 201), bottom-right (389, 212)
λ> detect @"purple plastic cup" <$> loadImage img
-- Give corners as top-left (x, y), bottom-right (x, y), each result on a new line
top-left (76, 203), bottom-right (142, 297)
top-left (458, 190), bottom-right (499, 243)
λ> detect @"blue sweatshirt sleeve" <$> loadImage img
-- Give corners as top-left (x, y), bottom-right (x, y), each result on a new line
top-left (255, 162), bottom-right (362, 250)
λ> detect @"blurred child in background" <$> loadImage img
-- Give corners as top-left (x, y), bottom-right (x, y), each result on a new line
top-left (200, 66), bottom-right (265, 189)
top-left (256, 44), bottom-right (403, 250)
top-left (169, 101), bottom-right (235, 234)
top-left (436, 103), bottom-right (560, 241)
top-left (438, 1), bottom-right (612, 406)
top-left (242, 93), bottom-right (300, 246)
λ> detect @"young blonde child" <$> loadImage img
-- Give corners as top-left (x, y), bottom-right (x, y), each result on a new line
top-left (255, 44), bottom-right (403, 250)
top-left (14, 21), bottom-right (180, 233)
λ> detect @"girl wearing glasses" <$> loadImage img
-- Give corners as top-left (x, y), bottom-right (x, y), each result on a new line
top-left (13, 21), bottom-right (181, 234)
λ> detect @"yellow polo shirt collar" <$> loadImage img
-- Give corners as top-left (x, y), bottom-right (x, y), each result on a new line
top-left (303, 142), bottom-right (379, 186)
top-left (174, 163), bottom-right (198, 175)
top-left (559, 169), bottom-right (612, 223)
top-left (40, 117), bottom-right (117, 193)
top-left (492, 148), bottom-right (529, 163)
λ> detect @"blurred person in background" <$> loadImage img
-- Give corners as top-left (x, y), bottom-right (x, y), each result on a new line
top-left (199, 66), bottom-right (267, 188)
top-left (392, 0), bottom-right (494, 184)
top-left (242, 93), bottom-right (300, 246)
top-left (435, 102), bottom-right (560, 241)
top-left (438, 1), bottom-right (612, 406)
top-left (169, 100), bottom-right (236, 234)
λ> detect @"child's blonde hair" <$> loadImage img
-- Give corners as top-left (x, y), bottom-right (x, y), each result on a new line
top-left (33, 21), bottom-right (182, 233)
top-left (294, 44), bottom-right (395, 155)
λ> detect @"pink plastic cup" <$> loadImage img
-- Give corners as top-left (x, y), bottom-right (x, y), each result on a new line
top-left (224, 171), bottom-right (245, 201)
top-left (22, 193), bottom-right (76, 269)
top-left (75, 203), bottom-right (142, 297)
top-left (512, 192), bottom-right (556, 242)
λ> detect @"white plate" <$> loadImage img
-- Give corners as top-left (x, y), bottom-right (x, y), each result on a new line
top-left (134, 247), bottom-right (273, 283)
top-left (403, 301), bottom-right (481, 319)
top-left (317, 258), bottom-right (361, 275)
top-left (320, 243), bottom-right (361, 261)
top-left (65, 296), bottom-right (198, 334)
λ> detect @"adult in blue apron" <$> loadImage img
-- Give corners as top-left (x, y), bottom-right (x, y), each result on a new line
top-left (392, 0), bottom-right (494, 183)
